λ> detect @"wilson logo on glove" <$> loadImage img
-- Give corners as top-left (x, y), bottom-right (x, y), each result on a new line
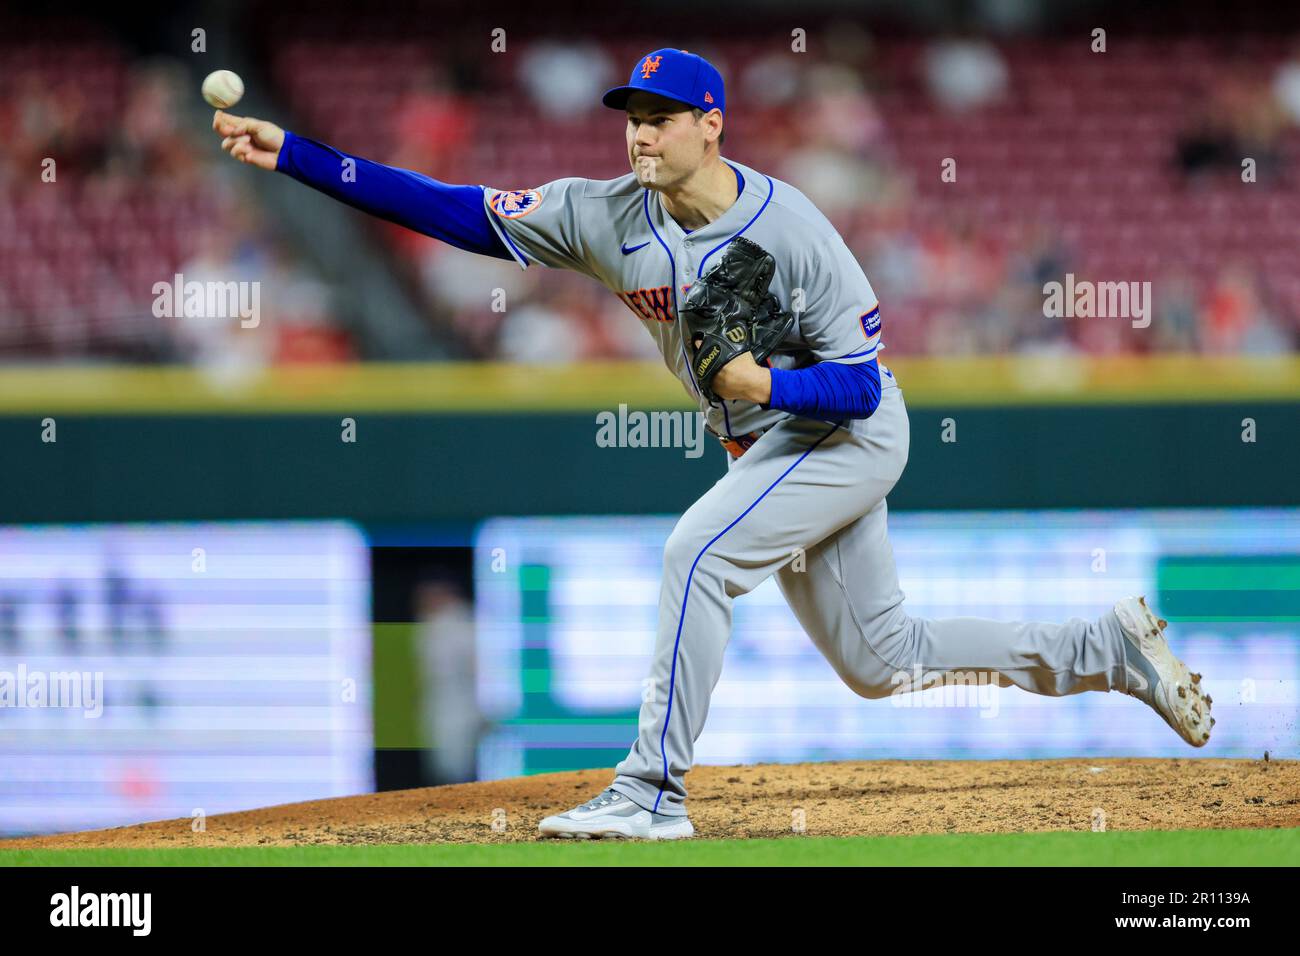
top-left (695, 345), bottom-right (722, 377)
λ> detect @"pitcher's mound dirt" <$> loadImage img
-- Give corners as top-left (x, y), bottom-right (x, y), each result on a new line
top-left (5, 758), bottom-right (1297, 849)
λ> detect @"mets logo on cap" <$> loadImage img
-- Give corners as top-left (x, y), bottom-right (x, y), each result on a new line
top-left (490, 188), bottom-right (543, 219)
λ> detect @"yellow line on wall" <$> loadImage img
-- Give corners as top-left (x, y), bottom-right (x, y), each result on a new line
top-left (0, 356), bottom-right (1295, 414)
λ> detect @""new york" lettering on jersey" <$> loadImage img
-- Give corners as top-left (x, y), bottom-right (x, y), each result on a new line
top-left (616, 285), bottom-right (694, 323)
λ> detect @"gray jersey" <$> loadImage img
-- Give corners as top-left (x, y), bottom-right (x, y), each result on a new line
top-left (481, 160), bottom-right (888, 436)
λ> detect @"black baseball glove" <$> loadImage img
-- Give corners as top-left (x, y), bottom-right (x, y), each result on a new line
top-left (680, 237), bottom-right (794, 402)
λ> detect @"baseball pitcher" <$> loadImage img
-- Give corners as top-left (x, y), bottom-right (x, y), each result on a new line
top-left (214, 47), bottom-right (1213, 840)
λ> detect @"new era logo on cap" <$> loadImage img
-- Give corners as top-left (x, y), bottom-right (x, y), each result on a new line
top-left (602, 48), bottom-right (726, 116)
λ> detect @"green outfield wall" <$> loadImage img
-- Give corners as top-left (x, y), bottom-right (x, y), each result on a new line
top-left (0, 357), bottom-right (1295, 522)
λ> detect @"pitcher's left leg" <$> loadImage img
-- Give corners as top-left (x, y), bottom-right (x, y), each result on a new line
top-left (609, 417), bottom-right (892, 817)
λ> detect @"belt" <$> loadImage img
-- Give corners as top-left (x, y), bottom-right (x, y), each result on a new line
top-left (710, 425), bottom-right (770, 459)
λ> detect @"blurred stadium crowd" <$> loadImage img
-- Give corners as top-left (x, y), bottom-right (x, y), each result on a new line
top-left (3, 9), bottom-right (1299, 365)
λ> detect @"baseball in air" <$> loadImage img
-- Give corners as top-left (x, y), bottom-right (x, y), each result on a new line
top-left (202, 70), bottom-right (244, 109)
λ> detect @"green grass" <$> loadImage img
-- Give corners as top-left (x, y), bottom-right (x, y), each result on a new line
top-left (3, 828), bottom-right (1297, 867)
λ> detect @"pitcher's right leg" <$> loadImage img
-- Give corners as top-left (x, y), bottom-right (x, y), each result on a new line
top-left (778, 501), bottom-right (1130, 701)
top-left (778, 501), bottom-right (1213, 744)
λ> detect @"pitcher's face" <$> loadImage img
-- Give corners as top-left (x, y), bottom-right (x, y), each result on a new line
top-left (625, 91), bottom-right (717, 191)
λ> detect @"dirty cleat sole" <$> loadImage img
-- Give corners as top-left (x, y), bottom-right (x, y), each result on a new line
top-left (1114, 595), bottom-right (1214, 747)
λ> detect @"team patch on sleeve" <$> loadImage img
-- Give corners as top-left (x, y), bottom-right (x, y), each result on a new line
top-left (489, 188), bottom-right (543, 219)
top-left (860, 305), bottom-right (881, 340)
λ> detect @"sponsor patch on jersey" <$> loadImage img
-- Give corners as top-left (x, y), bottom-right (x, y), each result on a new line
top-left (860, 306), bottom-right (881, 338)
top-left (490, 188), bottom-right (543, 219)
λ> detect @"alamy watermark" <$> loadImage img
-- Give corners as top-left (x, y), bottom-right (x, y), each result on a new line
top-left (0, 664), bottom-right (104, 718)
top-left (596, 404), bottom-right (706, 459)
top-left (1043, 273), bottom-right (1150, 328)
top-left (890, 665), bottom-right (1001, 718)
top-left (152, 273), bottom-right (260, 328)
top-left (50, 886), bottom-right (151, 936)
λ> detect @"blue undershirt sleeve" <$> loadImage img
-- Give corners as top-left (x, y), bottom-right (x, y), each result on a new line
top-left (767, 357), bottom-right (882, 420)
top-left (274, 130), bottom-right (512, 260)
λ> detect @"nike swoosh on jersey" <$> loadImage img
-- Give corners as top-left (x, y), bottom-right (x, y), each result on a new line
top-left (621, 240), bottom-right (652, 255)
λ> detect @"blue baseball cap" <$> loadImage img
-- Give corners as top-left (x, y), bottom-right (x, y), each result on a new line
top-left (601, 48), bottom-right (725, 116)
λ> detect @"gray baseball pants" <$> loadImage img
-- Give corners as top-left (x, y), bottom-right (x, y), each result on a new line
top-left (610, 381), bottom-right (1131, 816)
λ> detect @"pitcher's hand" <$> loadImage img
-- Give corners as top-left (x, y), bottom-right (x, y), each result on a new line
top-left (213, 110), bottom-right (285, 171)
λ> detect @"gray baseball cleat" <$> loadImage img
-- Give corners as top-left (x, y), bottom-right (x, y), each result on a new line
top-left (1113, 595), bottom-right (1214, 747)
top-left (537, 788), bottom-right (695, 840)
